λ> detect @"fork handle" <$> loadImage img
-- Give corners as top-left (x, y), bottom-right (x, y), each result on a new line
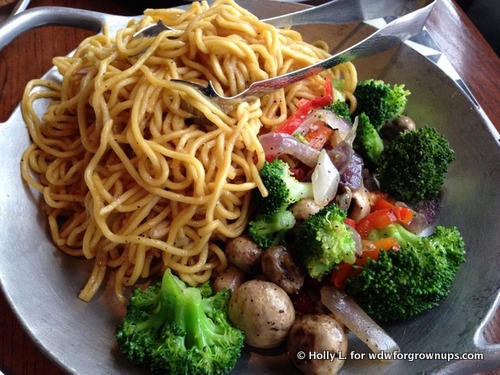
top-left (237, 1), bottom-right (436, 103)
top-left (264, 0), bottom-right (432, 28)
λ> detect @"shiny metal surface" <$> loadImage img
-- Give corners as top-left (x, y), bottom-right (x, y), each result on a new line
top-left (0, 2), bottom-right (499, 375)
top-left (264, 0), bottom-right (431, 28)
top-left (0, 6), bottom-right (136, 50)
top-left (10, 0), bottom-right (30, 15)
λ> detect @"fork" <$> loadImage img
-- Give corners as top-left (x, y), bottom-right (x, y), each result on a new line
top-left (135, 0), bottom-right (432, 37)
top-left (169, 0), bottom-right (436, 113)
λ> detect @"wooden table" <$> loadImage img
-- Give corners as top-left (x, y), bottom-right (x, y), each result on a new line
top-left (0, 0), bottom-right (498, 374)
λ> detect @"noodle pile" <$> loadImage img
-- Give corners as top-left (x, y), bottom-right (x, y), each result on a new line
top-left (20, 0), bottom-right (357, 302)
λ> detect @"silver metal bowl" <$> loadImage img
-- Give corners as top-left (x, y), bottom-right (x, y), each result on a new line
top-left (0, 1), bottom-right (498, 374)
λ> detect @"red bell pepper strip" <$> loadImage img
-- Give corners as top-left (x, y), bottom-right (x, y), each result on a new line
top-left (330, 237), bottom-right (400, 289)
top-left (331, 262), bottom-right (358, 289)
top-left (344, 217), bottom-right (356, 228)
top-left (372, 196), bottom-right (414, 225)
top-left (304, 123), bottom-right (335, 150)
top-left (355, 196), bottom-right (414, 238)
top-left (273, 75), bottom-right (334, 134)
top-left (355, 208), bottom-right (398, 239)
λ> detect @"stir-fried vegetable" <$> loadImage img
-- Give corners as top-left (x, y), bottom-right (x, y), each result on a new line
top-left (273, 76), bottom-right (334, 134)
top-left (355, 195), bottom-right (414, 238)
top-left (247, 158), bottom-right (313, 248)
top-left (293, 204), bottom-right (357, 280)
top-left (116, 270), bottom-right (244, 375)
top-left (311, 149), bottom-right (340, 206)
top-left (321, 286), bottom-right (400, 355)
top-left (353, 79), bottom-right (410, 130)
top-left (377, 127), bottom-right (456, 204)
top-left (344, 224), bottom-right (466, 322)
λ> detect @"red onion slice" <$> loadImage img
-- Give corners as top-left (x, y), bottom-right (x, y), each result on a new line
top-left (259, 132), bottom-right (320, 167)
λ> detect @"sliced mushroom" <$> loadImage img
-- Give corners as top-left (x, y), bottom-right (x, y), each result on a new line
top-left (348, 186), bottom-right (372, 222)
top-left (261, 245), bottom-right (304, 294)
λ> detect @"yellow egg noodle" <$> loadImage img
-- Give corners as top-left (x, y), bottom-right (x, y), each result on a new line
top-left (20, 0), bottom-right (357, 302)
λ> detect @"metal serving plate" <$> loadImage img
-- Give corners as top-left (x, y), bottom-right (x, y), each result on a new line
top-left (0, 1), bottom-right (499, 374)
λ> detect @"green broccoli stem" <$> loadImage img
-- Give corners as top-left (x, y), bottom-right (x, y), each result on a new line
top-left (135, 269), bottom-right (181, 332)
top-left (182, 288), bottom-right (228, 351)
top-left (248, 210), bottom-right (296, 249)
top-left (287, 179), bottom-right (313, 203)
top-left (367, 223), bottom-right (420, 247)
top-left (183, 288), bottom-right (207, 349)
top-left (354, 112), bottom-right (384, 169)
top-left (151, 270), bottom-right (225, 350)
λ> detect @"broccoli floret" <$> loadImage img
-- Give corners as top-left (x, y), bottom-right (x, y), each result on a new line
top-left (354, 79), bottom-right (410, 130)
top-left (248, 158), bottom-right (313, 248)
top-left (376, 127), bottom-right (455, 205)
top-left (294, 204), bottom-right (357, 280)
top-left (247, 210), bottom-right (296, 249)
top-left (345, 223), bottom-right (466, 322)
top-left (255, 158), bottom-right (314, 216)
top-left (116, 269), bottom-right (244, 375)
top-left (325, 100), bottom-right (352, 123)
top-left (353, 112), bottom-right (384, 169)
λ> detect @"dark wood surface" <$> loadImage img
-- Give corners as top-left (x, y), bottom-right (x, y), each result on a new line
top-left (1, 0), bottom-right (498, 374)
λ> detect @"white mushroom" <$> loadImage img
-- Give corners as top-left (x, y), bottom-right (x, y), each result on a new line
top-left (227, 280), bottom-right (295, 349)
top-left (225, 235), bottom-right (262, 275)
top-left (394, 115), bottom-right (416, 131)
top-left (212, 264), bottom-right (246, 292)
top-left (381, 115), bottom-right (417, 140)
top-left (290, 198), bottom-right (322, 221)
top-left (287, 314), bottom-right (347, 375)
